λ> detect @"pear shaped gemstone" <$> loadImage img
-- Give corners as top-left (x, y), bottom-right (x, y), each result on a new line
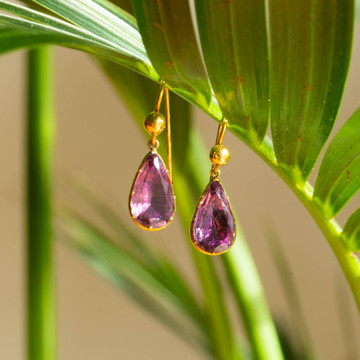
top-left (130, 152), bottom-right (175, 230)
top-left (191, 180), bottom-right (236, 255)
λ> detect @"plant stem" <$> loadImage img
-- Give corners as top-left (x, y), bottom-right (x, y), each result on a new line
top-left (240, 132), bottom-right (360, 311)
top-left (145, 78), bottom-right (360, 311)
top-left (27, 47), bottom-right (56, 360)
top-left (174, 173), bottom-right (242, 360)
top-left (223, 242), bottom-right (285, 360)
top-left (185, 131), bottom-right (284, 360)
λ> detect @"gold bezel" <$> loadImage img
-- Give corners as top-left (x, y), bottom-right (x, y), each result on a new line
top-left (190, 179), bottom-right (236, 256)
top-left (129, 150), bottom-right (176, 231)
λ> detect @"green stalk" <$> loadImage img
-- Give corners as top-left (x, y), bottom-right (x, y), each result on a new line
top-left (186, 131), bottom-right (284, 360)
top-left (240, 135), bottom-right (360, 311)
top-left (174, 173), bottom-right (242, 360)
top-left (223, 246), bottom-right (284, 360)
top-left (27, 47), bottom-right (56, 360)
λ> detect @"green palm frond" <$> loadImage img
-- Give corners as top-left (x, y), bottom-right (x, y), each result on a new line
top-left (1, 0), bottom-right (360, 359)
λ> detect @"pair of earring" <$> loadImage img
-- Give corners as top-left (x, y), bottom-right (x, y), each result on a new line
top-left (129, 82), bottom-right (236, 255)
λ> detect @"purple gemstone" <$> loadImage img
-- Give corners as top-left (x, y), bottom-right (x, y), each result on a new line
top-left (191, 181), bottom-right (236, 255)
top-left (130, 152), bottom-right (175, 230)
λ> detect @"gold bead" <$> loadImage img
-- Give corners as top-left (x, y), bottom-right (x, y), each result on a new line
top-left (144, 112), bottom-right (166, 135)
top-left (209, 145), bottom-right (231, 166)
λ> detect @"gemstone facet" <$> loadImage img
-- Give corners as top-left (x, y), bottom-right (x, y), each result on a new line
top-left (129, 152), bottom-right (175, 230)
top-left (191, 180), bottom-right (236, 255)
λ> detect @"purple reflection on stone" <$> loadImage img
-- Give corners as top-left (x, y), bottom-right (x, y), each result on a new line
top-left (192, 181), bottom-right (235, 254)
top-left (130, 152), bottom-right (175, 229)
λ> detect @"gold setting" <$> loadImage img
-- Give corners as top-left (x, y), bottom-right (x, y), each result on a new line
top-left (128, 150), bottom-right (176, 231)
top-left (164, 86), bottom-right (173, 184)
top-left (190, 179), bottom-right (236, 256)
top-left (190, 118), bottom-right (236, 255)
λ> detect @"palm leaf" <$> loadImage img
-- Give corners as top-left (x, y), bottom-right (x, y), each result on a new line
top-left (194, 0), bottom-right (269, 145)
top-left (343, 208), bottom-right (360, 252)
top-left (0, 0), bottom-right (158, 78)
top-left (59, 211), bottom-right (212, 355)
top-left (269, 0), bottom-right (353, 182)
top-left (133, 0), bottom-right (212, 108)
top-left (314, 107), bottom-right (360, 218)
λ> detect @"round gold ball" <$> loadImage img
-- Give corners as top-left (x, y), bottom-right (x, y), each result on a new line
top-left (144, 112), bottom-right (166, 135)
top-left (209, 145), bottom-right (231, 166)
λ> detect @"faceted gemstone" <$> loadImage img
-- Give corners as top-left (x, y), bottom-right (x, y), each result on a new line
top-left (130, 152), bottom-right (175, 230)
top-left (191, 180), bottom-right (236, 255)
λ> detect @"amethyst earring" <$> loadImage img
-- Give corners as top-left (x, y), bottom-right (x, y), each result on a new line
top-left (191, 119), bottom-right (236, 255)
top-left (129, 82), bottom-right (175, 231)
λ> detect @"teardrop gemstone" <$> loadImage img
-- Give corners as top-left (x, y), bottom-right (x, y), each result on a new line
top-left (129, 152), bottom-right (175, 230)
top-left (191, 180), bottom-right (236, 255)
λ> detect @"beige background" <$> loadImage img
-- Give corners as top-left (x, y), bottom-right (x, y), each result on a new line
top-left (1, 24), bottom-right (360, 360)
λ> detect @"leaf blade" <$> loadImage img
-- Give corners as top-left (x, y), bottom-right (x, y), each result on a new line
top-left (132, 0), bottom-right (212, 108)
top-left (314, 107), bottom-right (360, 217)
top-left (269, 0), bottom-right (354, 181)
top-left (343, 208), bottom-right (360, 252)
top-left (31, 0), bottom-right (157, 72)
top-left (194, 0), bottom-right (270, 144)
top-left (0, 1), bottom-right (158, 79)
top-left (59, 215), bottom-right (211, 354)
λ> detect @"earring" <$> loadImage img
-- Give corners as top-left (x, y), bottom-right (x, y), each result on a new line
top-left (129, 81), bottom-right (175, 230)
top-left (191, 119), bottom-right (236, 255)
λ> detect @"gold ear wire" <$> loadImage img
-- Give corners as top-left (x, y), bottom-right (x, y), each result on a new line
top-left (216, 118), bottom-right (228, 145)
top-left (154, 81), bottom-right (166, 113)
top-left (152, 80), bottom-right (172, 184)
top-left (164, 86), bottom-right (173, 184)
top-left (210, 118), bottom-right (230, 180)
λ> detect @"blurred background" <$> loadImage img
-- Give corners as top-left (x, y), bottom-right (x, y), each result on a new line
top-left (1, 23), bottom-right (360, 360)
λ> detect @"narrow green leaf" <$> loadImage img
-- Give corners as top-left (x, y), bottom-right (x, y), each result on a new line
top-left (71, 186), bottom-right (205, 328)
top-left (343, 208), bottom-right (360, 252)
top-left (34, 0), bottom-right (141, 52)
top-left (0, 1), bottom-right (116, 46)
top-left (0, 2), bottom-right (157, 79)
top-left (59, 217), bottom-right (211, 354)
top-left (314, 107), bottom-right (360, 218)
top-left (132, 0), bottom-right (212, 108)
top-left (108, 0), bottom-right (134, 15)
top-left (266, 227), bottom-right (318, 360)
top-left (0, 22), bottom-right (113, 56)
top-left (195, 0), bottom-right (269, 145)
top-left (31, 0), bottom-right (158, 77)
top-left (270, 0), bottom-right (354, 181)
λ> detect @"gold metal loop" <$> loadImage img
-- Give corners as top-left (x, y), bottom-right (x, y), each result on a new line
top-left (210, 165), bottom-right (221, 181)
top-left (215, 118), bottom-right (228, 146)
top-left (164, 86), bottom-right (173, 184)
top-left (148, 138), bottom-right (159, 151)
top-left (149, 81), bottom-right (173, 184)
top-left (154, 81), bottom-right (166, 113)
